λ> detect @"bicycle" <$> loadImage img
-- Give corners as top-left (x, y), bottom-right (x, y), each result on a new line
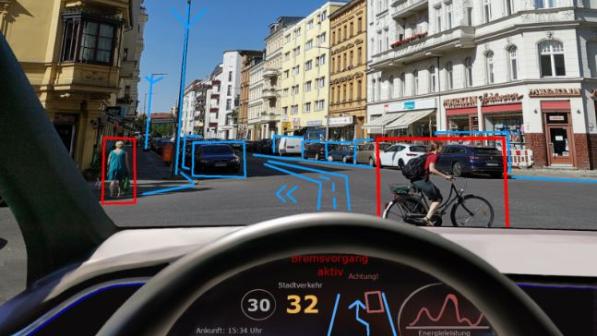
top-left (382, 180), bottom-right (494, 227)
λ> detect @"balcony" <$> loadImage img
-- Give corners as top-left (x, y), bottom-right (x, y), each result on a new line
top-left (370, 26), bottom-right (475, 70)
top-left (53, 63), bottom-right (119, 94)
top-left (392, 0), bottom-right (428, 20)
top-left (262, 88), bottom-right (278, 99)
top-left (263, 68), bottom-right (279, 78)
top-left (260, 111), bottom-right (279, 122)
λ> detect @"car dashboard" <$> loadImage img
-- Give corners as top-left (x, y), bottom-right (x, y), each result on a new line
top-left (4, 226), bottom-right (597, 336)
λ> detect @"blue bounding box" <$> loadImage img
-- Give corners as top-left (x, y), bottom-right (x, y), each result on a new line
top-left (272, 134), bottom-right (304, 155)
top-left (191, 141), bottom-right (247, 179)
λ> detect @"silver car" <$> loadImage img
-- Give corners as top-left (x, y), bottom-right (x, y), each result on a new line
top-left (356, 142), bottom-right (392, 166)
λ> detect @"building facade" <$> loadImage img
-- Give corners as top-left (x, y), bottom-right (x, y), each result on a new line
top-left (263, 16), bottom-right (303, 137)
top-left (329, 0), bottom-right (368, 140)
top-left (203, 65), bottom-right (223, 138)
top-left (367, 0), bottom-right (597, 170)
top-left (240, 52), bottom-right (264, 139)
top-left (2, 0), bottom-right (144, 170)
top-left (216, 50), bottom-right (262, 140)
top-left (247, 58), bottom-right (266, 140)
top-left (280, 2), bottom-right (346, 140)
top-left (182, 80), bottom-right (209, 135)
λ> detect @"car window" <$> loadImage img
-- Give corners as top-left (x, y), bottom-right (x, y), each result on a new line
top-left (474, 147), bottom-right (501, 156)
top-left (201, 145), bottom-right (232, 154)
top-left (409, 145), bottom-right (427, 153)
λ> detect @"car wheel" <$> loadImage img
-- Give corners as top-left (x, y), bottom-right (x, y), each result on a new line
top-left (369, 158), bottom-right (375, 167)
top-left (327, 155), bottom-right (334, 162)
top-left (452, 162), bottom-right (463, 177)
top-left (398, 159), bottom-right (405, 170)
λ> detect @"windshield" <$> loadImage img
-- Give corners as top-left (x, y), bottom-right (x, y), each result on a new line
top-left (2, 0), bottom-right (597, 311)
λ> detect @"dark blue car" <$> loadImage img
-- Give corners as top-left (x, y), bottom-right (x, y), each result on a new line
top-left (192, 144), bottom-right (241, 173)
top-left (327, 145), bottom-right (355, 163)
top-left (436, 145), bottom-right (504, 178)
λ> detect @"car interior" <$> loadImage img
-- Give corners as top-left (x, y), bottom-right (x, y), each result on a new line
top-left (2, 12), bottom-right (597, 336)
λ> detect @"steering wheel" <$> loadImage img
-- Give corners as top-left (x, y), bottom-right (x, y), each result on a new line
top-left (97, 213), bottom-right (561, 336)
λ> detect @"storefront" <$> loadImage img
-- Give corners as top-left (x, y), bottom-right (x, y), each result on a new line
top-left (365, 98), bottom-right (437, 136)
top-left (304, 120), bottom-right (325, 140)
top-left (328, 116), bottom-right (354, 140)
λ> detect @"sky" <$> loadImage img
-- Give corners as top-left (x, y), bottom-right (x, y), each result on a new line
top-left (139, 0), bottom-right (342, 114)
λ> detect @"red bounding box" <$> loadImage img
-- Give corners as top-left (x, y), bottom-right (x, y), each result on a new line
top-left (101, 136), bottom-right (138, 206)
top-left (374, 136), bottom-right (510, 228)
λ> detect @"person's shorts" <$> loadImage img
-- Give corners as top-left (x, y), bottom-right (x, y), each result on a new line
top-left (412, 179), bottom-right (443, 202)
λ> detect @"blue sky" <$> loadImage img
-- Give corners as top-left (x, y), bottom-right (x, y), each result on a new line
top-left (140, 0), bottom-right (339, 114)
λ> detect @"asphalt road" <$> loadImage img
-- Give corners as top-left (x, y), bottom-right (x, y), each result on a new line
top-left (1, 153), bottom-right (596, 303)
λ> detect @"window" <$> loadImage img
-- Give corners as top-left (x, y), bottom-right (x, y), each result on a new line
top-left (305, 60), bottom-right (313, 71)
top-left (228, 71), bottom-right (233, 81)
top-left (466, 7), bottom-right (473, 26)
top-left (307, 20), bottom-right (314, 30)
top-left (306, 40), bottom-right (313, 51)
top-left (293, 47), bottom-right (301, 56)
top-left (435, 6), bottom-right (442, 32)
top-left (483, 0), bottom-right (492, 23)
top-left (464, 57), bottom-right (473, 87)
top-left (304, 102), bottom-right (312, 113)
top-left (317, 54), bottom-right (326, 66)
top-left (291, 105), bottom-right (299, 114)
top-left (61, 17), bottom-right (117, 65)
top-left (387, 75), bottom-right (394, 99)
top-left (305, 81), bottom-right (312, 92)
top-left (317, 33), bottom-right (326, 45)
top-left (539, 40), bottom-right (566, 77)
top-left (535, 0), bottom-right (556, 8)
top-left (227, 85), bottom-right (232, 96)
top-left (508, 46), bottom-right (518, 80)
top-left (343, 53), bottom-right (347, 69)
top-left (316, 100), bottom-right (325, 111)
top-left (344, 25), bottom-right (348, 40)
top-left (342, 84), bottom-right (347, 102)
top-left (446, 62), bottom-right (454, 90)
top-left (331, 57), bottom-right (335, 73)
top-left (357, 80), bottom-right (362, 100)
top-left (284, 52), bottom-right (291, 61)
top-left (372, 79), bottom-right (376, 102)
top-left (291, 85), bottom-right (299, 95)
top-left (357, 47), bottom-right (363, 64)
top-left (320, 10), bottom-right (327, 21)
top-left (413, 70), bottom-right (419, 95)
top-left (485, 51), bottom-right (495, 84)
top-left (350, 22), bottom-right (354, 37)
top-left (226, 99), bottom-right (232, 110)
top-left (358, 17), bottom-right (363, 32)
top-left (332, 31), bottom-right (336, 45)
top-left (284, 70), bottom-right (289, 78)
top-left (317, 77), bottom-right (326, 88)
top-left (505, 0), bottom-right (513, 15)
top-left (446, 3), bottom-right (453, 29)
top-left (429, 66), bottom-right (437, 92)
top-left (399, 73), bottom-right (405, 97)
top-left (349, 51), bottom-right (354, 67)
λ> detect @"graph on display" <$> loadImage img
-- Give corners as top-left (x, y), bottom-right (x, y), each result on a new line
top-left (407, 293), bottom-right (489, 330)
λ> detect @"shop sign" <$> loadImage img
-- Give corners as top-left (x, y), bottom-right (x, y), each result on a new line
top-left (404, 101), bottom-right (415, 110)
top-left (444, 96), bottom-right (477, 109)
top-left (479, 93), bottom-right (524, 106)
top-left (529, 88), bottom-right (581, 98)
top-left (328, 116), bottom-right (353, 127)
top-left (306, 120), bottom-right (323, 127)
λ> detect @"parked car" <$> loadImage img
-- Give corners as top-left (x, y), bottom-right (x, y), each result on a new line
top-left (356, 142), bottom-right (392, 166)
top-left (278, 137), bottom-right (303, 156)
top-left (327, 145), bottom-right (355, 163)
top-left (193, 144), bottom-right (241, 173)
top-left (379, 143), bottom-right (427, 169)
top-left (257, 139), bottom-right (273, 154)
top-left (436, 145), bottom-right (504, 178)
top-left (303, 142), bottom-right (325, 160)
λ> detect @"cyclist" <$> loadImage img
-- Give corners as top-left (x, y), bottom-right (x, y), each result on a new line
top-left (413, 143), bottom-right (453, 226)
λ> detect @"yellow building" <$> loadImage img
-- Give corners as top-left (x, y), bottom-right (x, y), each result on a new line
top-left (280, 1), bottom-right (345, 139)
top-left (1, 0), bottom-right (141, 171)
top-left (329, 0), bottom-right (367, 140)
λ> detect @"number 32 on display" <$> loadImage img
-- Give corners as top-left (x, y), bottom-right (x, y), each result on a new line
top-left (286, 295), bottom-right (319, 314)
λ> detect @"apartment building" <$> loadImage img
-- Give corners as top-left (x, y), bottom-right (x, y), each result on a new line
top-left (216, 50), bottom-right (262, 140)
top-left (203, 65), bottom-right (223, 138)
top-left (367, 0), bottom-right (597, 169)
top-left (280, 2), bottom-right (346, 140)
top-left (182, 80), bottom-right (209, 135)
top-left (2, 0), bottom-right (144, 170)
top-left (329, 0), bottom-right (368, 140)
top-left (247, 58), bottom-right (266, 140)
top-left (240, 52), bottom-right (264, 139)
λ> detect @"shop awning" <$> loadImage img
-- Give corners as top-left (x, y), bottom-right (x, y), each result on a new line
top-left (364, 113), bottom-right (403, 133)
top-left (385, 109), bottom-right (435, 131)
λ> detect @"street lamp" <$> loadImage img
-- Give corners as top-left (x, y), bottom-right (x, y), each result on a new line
top-left (173, 0), bottom-right (193, 176)
top-left (144, 73), bottom-right (167, 151)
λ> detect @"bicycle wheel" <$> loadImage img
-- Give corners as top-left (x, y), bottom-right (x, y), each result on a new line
top-left (383, 197), bottom-right (426, 223)
top-left (450, 195), bottom-right (494, 228)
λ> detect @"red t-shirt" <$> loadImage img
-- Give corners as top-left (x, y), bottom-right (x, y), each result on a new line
top-left (424, 153), bottom-right (439, 180)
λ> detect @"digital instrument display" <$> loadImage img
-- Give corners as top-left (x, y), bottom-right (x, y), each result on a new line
top-left (169, 255), bottom-right (495, 336)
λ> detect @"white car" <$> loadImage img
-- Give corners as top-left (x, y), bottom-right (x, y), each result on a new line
top-left (379, 143), bottom-right (427, 169)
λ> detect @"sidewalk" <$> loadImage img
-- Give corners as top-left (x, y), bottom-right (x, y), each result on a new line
top-left (511, 167), bottom-right (597, 178)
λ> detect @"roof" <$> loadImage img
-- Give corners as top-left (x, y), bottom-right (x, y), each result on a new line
top-left (329, 0), bottom-right (364, 20)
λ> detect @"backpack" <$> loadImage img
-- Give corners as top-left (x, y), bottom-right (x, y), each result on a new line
top-left (402, 154), bottom-right (429, 182)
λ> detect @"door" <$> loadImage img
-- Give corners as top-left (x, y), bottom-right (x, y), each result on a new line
top-left (54, 123), bottom-right (76, 158)
top-left (547, 126), bottom-right (573, 165)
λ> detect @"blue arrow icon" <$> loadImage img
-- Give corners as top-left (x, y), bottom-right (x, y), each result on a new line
top-left (348, 300), bottom-right (370, 336)
top-left (275, 185), bottom-right (299, 204)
